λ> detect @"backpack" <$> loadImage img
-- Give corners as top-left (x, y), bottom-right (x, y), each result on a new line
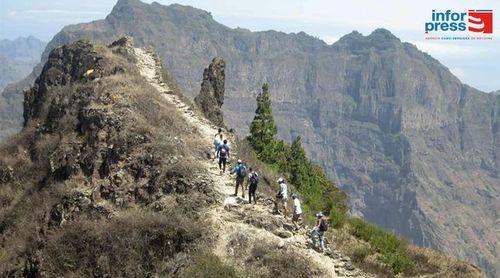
top-left (249, 173), bottom-right (259, 185)
top-left (237, 165), bottom-right (247, 178)
top-left (219, 145), bottom-right (227, 157)
top-left (319, 219), bottom-right (328, 232)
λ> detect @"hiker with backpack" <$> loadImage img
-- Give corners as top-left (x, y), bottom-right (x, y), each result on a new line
top-left (213, 128), bottom-right (223, 160)
top-left (274, 177), bottom-right (288, 218)
top-left (291, 193), bottom-right (302, 230)
top-left (216, 139), bottom-right (230, 175)
top-left (231, 160), bottom-right (247, 198)
top-left (311, 212), bottom-right (328, 252)
top-left (248, 168), bottom-right (259, 204)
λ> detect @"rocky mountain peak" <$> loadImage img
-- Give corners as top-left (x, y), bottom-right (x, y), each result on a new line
top-left (194, 57), bottom-right (226, 126)
top-left (335, 28), bottom-right (401, 51)
top-left (23, 39), bottom-right (129, 127)
top-left (368, 28), bottom-right (399, 40)
top-left (113, 0), bottom-right (144, 9)
top-left (107, 0), bottom-right (149, 21)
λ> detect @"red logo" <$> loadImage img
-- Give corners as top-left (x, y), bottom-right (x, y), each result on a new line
top-left (468, 10), bottom-right (493, 33)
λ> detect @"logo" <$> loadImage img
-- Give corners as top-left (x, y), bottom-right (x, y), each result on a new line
top-left (425, 9), bottom-right (493, 35)
top-left (468, 10), bottom-right (493, 33)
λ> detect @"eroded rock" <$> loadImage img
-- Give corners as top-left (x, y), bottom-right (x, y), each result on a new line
top-left (194, 57), bottom-right (225, 126)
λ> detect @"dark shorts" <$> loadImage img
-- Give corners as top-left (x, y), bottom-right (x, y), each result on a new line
top-left (236, 177), bottom-right (245, 186)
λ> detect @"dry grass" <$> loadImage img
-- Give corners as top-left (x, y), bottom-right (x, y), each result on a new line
top-left (0, 40), bottom-right (216, 276)
top-left (404, 245), bottom-right (482, 277)
top-left (247, 241), bottom-right (323, 278)
top-left (40, 208), bottom-right (205, 277)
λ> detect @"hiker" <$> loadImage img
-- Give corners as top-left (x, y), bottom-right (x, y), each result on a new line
top-left (274, 177), bottom-right (288, 218)
top-left (311, 212), bottom-right (328, 252)
top-left (231, 159), bottom-right (247, 198)
top-left (248, 168), bottom-right (259, 204)
top-left (216, 139), bottom-right (230, 175)
top-left (291, 193), bottom-right (302, 230)
top-left (213, 131), bottom-right (223, 160)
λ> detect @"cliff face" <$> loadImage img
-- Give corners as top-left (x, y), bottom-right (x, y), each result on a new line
top-left (194, 57), bottom-right (225, 126)
top-left (0, 0), bottom-right (498, 275)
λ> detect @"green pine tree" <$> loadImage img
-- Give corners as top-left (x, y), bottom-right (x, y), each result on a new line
top-left (289, 136), bottom-right (310, 188)
top-left (247, 83), bottom-right (278, 161)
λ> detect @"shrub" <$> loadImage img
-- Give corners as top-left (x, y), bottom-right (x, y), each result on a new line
top-left (185, 253), bottom-right (240, 278)
top-left (351, 245), bottom-right (372, 264)
top-left (349, 218), bottom-right (412, 274)
top-left (248, 242), bottom-right (322, 278)
top-left (41, 209), bottom-right (205, 277)
top-left (329, 206), bottom-right (347, 229)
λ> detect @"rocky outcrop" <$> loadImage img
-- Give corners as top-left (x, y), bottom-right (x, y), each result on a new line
top-left (194, 57), bottom-right (225, 126)
top-left (0, 1), bottom-right (498, 276)
top-left (0, 38), bottom-right (217, 276)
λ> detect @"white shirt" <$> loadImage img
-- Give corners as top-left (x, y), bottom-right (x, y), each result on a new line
top-left (293, 198), bottom-right (302, 214)
top-left (279, 183), bottom-right (288, 200)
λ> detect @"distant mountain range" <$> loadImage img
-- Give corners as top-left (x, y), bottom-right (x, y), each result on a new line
top-left (0, 36), bottom-right (46, 141)
top-left (0, 1), bottom-right (498, 276)
top-left (0, 36), bottom-right (46, 90)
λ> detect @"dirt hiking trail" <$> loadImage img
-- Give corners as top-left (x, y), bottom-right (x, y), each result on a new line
top-left (133, 46), bottom-right (369, 277)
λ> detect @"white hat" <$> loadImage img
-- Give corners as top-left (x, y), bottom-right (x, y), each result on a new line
top-left (316, 212), bottom-right (323, 218)
top-left (277, 177), bottom-right (284, 183)
top-left (237, 159), bottom-right (242, 164)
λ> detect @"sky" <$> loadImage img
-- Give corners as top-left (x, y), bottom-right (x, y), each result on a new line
top-left (1, 0), bottom-right (499, 92)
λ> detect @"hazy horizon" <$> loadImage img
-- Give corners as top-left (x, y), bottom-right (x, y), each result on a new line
top-left (1, 0), bottom-right (498, 92)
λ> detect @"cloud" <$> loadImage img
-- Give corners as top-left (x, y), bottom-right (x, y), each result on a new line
top-left (321, 35), bottom-right (339, 45)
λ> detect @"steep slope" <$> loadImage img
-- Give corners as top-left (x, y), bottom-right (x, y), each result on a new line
top-left (1, 37), bottom-right (374, 277)
top-left (132, 42), bottom-right (369, 277)
top-left (0, 37), bottom-right (217, 276)
top-left (0, 1), bottom-right (497, 275)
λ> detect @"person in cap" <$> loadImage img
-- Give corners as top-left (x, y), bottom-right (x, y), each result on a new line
top-left (311, 212), bottom-right (328, 252)
top-left (231, 159), bottom-right (247, 198)
top-left (274, 177), bottom-right (288, 218)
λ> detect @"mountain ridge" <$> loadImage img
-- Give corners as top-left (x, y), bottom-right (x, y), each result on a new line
top-left (0, 36), bottom-right (483, 278)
